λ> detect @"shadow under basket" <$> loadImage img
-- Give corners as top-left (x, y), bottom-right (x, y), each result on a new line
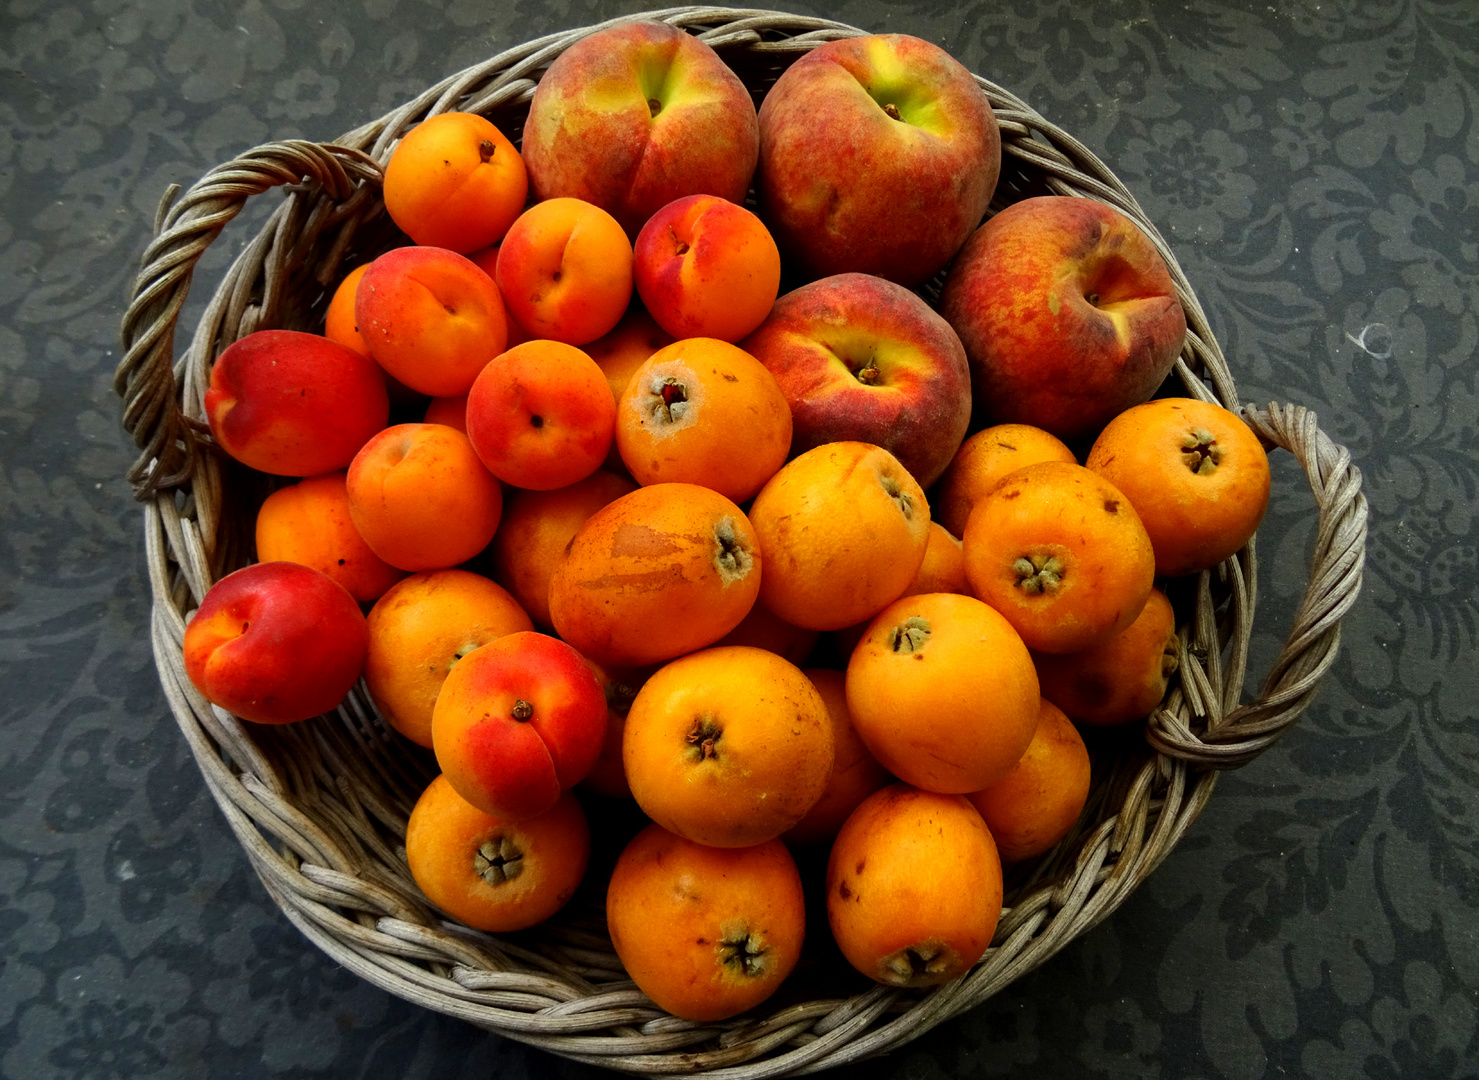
top-left (112, 7), bottom-right (1369, 1075)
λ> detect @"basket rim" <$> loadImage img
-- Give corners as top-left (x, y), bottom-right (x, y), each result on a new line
top-left (113, 7), bottom-right (1369, 1076)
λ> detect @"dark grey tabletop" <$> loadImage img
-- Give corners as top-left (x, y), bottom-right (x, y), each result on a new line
top-left (4, 1), bottom-right (1475, 1077)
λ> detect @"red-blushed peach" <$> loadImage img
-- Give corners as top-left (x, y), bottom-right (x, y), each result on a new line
top-left (183, 562), bottom-right (368, 725)
top-left (494, 198), bottom-right (633, 346)
top-left (521, 21), bottom-right (759, 238)
top-left (254, 471), bottom-right (407, 603)
top-left (633, 195), bottom-right (781, 342)
top-left (431, 631), bottom-right (607, 820)
top-left (356, 246), bottom-right (508, 397)
top-left (465, 339), bottom-right (616, 491)
top-left (940, 196), bottom-right (1188, 440)
top-left (346, 423), bottom-right (503, 572)
top-left (382, 112), bottom-right (528, 254)
top-left (741, 274), bottom-right (971, 489)
top-left (757, 34), bottom-right (999, 286)
top-left (204, 330), bottom-right (389, 477)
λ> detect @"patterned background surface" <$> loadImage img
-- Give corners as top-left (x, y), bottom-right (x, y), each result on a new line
top-left (1, 0), bottom-right (1476, 1076)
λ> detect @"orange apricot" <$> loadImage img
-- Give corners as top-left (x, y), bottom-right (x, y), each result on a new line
top-left (827, 784), bottom-right (1001, 988)
top-left (383, 112), bottom-right (528, 253)
top-left (749, 442), bottom-right (930, 631)
top-left (615, 338), bottom-right (792, 501)
top-left (1034, 586), bottom-right (1180, 726)
top-left (606, 824), bottom-right (805, 1022)
top-left (965, 698), bottom-right (1091, 862)
top-left (324, 263), bottom-right (371, 356)
top-left (623, 646), bottom-right (833, 847)
top-left (711, 602), bottom-right (818, 666)
top-left (466, 339), bottom-right (616, 491)
top-left (489, 469), bottom-right (637, 628)
top-left (1086, 397), bottom-right (1272, 577)
top-left (846, 591), bottom-right (1040, 794)
top-left (933, 423), bottom-right (1077, 538)
top-left (346, 423), bottom-right (503, 571)
top-left (784, 669), bottom-right (892, 846)
top-left (422, 393), bottom-right (468, 434)
top-left (254, 471), bottom-right (406, 603)
top-left (405, 776), bottom-right (588, 932)
top-left (495, 197), bottom-right (634, 346)
top-left (587, 304), bottom-right (676, 403)
top-left (364, 569), bottom-right (534, 747)
top-left (900, 521), bottom-right (968, 598)
top-left (548, 483), bottom-right (762, 667)
top-left (962, 461), bottom-right (1154, 654)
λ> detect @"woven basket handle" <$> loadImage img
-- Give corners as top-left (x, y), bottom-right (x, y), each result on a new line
top-left (114, 140), bottom-right (383, 501)
top-left (1146, 402), bottom-right (1368, 769)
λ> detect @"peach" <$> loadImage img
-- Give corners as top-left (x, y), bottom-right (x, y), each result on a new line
top-left (757, 34), bottom-right (999, 286)
top-left (615, 338), bottom-right (792, 502)
top-left (940, 196), bottom-right (1188, 440)
top-left (383, 111), bottom-right (528, 254)
top-left (254, 471), bottom-right (406, 603)
top-left (521, 21), bottom-right (759, 237)
top-left (183, 562), bottom-right (368, 725)
top-left (633, 195), bottom-right (781, 342)
top-left (356, 246), bottom-right (508, 397)
top-left (346, 423), bottom-right (503, 571)
top-left (364, 569), bottom-right (535, 747)
top-left (741, 274), bottom-right (971, 489)
top-left (548, 483), bottom-right (761, 667)
top-left (489, 469), bottom-right (637, 628)
top-left (432, 631), bottom-right (607, 820)
top-left (465, 339), bottom-right (616, 491)
top-left (494, 197), bottom-right (633, 346)
top-left (204, 329), bottom-right (388, 477)
top-left (933, 424), bottom-right (1078, 538)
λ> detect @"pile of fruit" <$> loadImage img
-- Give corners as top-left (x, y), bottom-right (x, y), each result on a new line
top-left (182, 24), bottom-right (1273, 1023)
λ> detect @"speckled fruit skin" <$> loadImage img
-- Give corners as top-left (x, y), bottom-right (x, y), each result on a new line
top-left (756, 34), bottom-right (999, 287)
top-left (940, 196), bottom-right (1188, 441)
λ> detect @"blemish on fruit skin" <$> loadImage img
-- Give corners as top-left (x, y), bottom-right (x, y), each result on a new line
top-left (838, 882), bottom-right (852, 899)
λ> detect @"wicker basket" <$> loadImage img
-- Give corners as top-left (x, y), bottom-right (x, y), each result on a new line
top-left (112, 8), bottom-right (1368, 1075)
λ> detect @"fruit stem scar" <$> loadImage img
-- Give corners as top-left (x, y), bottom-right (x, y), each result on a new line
top-left (856, 360), bottom-right (881, 385)
top-left (1086, 292), bottom-right (1100, 305)
top-left (717, 928), bottom-right (769, 978)
top-left (473, 835), bottom-right (523, 885)
top-left (668, 226), bottom-right (690, 257)
top-left (511, 698), bottom-right (534, 722)
top-left (1014, 554), bottom-right (1064, 594)
top-left (478, 139), bottom-right (495, 162)
top-left (606, 681), bottom-right (636, 716)
top-left (889, 616), bottom-right (931, 653)
top-left (686, 714), bottom-right (722, 761)
top-left (648, 98), bottom-right (662, 117)
top-left (883, 102), bottom-right (902, 121)
top-left (529, 414), bottom-right (544, 428)
top-left (879, 475), bottom-right (914, 520)
top-left (1181, 427), bottom-right (1221, 474)
top-left (712, 517), bottom-right (754, 583)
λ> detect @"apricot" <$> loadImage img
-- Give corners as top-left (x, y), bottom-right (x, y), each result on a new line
top-left (183, 562), bottom-right (368, 725)
top-left (1086, 397), bottom-right (1272, 577)
top-left (933, 423), bottom-right (1077, 538)
top-left (548, 483), bottom-right (762, 667)
top-left (623, 646), bottom-right (833, 847)
top-left (346, 423), bottom-right (503, 572)
top-left (846, 592), bottom-right (1040, 794)
top-left (406, 776), bottom-right (588, 932)
top-left (422, 393), bottom-right (468, 434)
top-left (1034, 586), bottom-right (1180, 727)
top-left (205, 329), bottom-right (389, 477)
top-left (606, 824), bottom-right (804, 1023)
top-left (749, 442), bottom-right (930, 631)
top-left (827, 784), bottom-right (1002, 988)
top-left (490, 470), bottom-right (637, 628)
top-left (963, 461), bottom-right (1154, 654)
top-left (711, 602), bottom-right (818, 666)
top-left (465, 339), bottom-right (616, 491)
top-left (633, 195), bottom-right (782, 342)
top-left (254, 471), bottom-right (406, 603)
top-left (615, 338), bottom-right (792, 501)
top-left (364, 569), bottom-right (534, 747)
top-left (356, 245), bottom-right (508, 397)
top-left (495, 197), bottom-right (634, 346)
top-left (784, 669), bottom-right (892, 846)
top-left (578, 660), bottom-right (654, 800)
top-left (432, 631), bottom-right (607, 820)
top-left (383, 112), bottom-right (528, 253)
top-left (324, 263), bottom-right (371, 356)
top-left (966, 698), bottom-right (1091, 862)
top-left (587, 304), bottom-right (676, 403)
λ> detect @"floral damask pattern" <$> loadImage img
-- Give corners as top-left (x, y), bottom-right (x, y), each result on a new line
top-left (1, 0), bottom-right (1475, 1077)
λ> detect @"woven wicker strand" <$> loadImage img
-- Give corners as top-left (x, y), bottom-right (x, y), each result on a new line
top-left (113, 9), bottom-right (1368, 1075)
